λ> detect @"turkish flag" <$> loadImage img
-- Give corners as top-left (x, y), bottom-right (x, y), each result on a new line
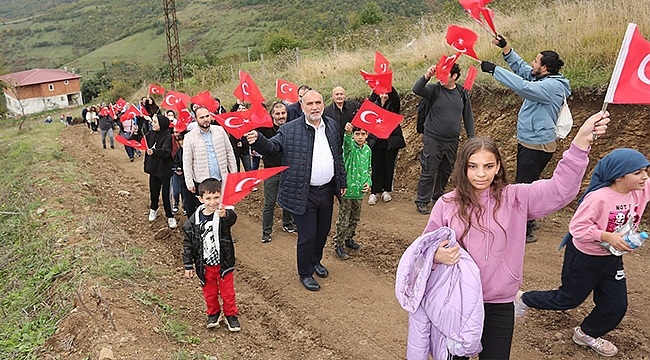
top-left (213, 111), bottom-right (255, 138)
top-left (162, 90), bottom-right (191, 110)
top-left (446, 25), bottom-right (480, 61)
top-left (351, 99), bottom-right (404, 139)
top-left (374, 51), bottom-right (390, 74)
top-left (148, 84), bottom-right (165, 96)
top-left (249, 102), bottom-right (273, 128)
top-left (605, 23), bottom-right (650, 104)
top-left (360, 70), bottom-right (393, 95)
top-left (191, 91), bottom-right (221, 113)
top-left (276, 79), bottom-right (299, 103)
top-left (115, 135), bottom-right (148, 151)
top-left (221, 166), bottom-right (289, 206)
top-left (463, 65), bottom-right (479, 91)
top-left (109, 104), bottom-right (117, 119)
top-left (435, 53), bottom-right (460, 83)
top-left (120, 104), bottom-right (142, 122)
top-left (175, 99), bottom-right (193, 131)
top-left (459, 0), bottom-right (497, 35)
top-left (140, 105), bottom-right (149, 117)
top-left (233, 71), bottom-right (266, 104)
top-left (114, 98), bottom-right (127, 111)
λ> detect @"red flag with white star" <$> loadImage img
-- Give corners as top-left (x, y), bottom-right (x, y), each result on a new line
top-left (190, 91), bottom-right (221, 113)
top-left (148, 84), bottom-right (165, 96)
top-left (233, 70), bottom-right (266, 104)
top-left (221, 167), bottom-right (289, 206)
top-left (162, 90), bottom-right (191, 110)
top-left (213, 111), bottom-right (255, 138)
top-left (435, 53), bottom-right (460, 83)
top-left (605, 23), bottom-right (650, 104)
top-left (115, 135), bottom-right (148, 151)
top-left (360, 70), bottom-right (393, 95)
top-left (114, 98), bottom-right (127, 111)
top-left (351, 99), bottom-right (403, 139)
top-left (446, 25), bottom-right (480, 61)
top-left (275, 79), bottom-right (299, 103)
top-left (374, 51), bottom-right (390, 74)
top-left (119, 104), bottom-right (142, 122)
top-left (463, 65), bottom-right (479, 91)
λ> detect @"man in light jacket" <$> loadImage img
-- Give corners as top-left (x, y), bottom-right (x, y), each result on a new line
top-left (183, 106), bottom-right (237, 217)
top-left (481, 35), bottom-right (571, 243)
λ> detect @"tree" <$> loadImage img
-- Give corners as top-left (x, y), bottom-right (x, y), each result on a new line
top-left (358, 2), bottom-right (383, 26)
top-left (264, 31), bottom-right (303, 55)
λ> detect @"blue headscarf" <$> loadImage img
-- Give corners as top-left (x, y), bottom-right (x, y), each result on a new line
top-left (559, 148), bottom-right (650, 249)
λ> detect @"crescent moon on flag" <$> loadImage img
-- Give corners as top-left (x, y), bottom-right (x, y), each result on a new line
top-left (360, 110), bottom-right (378, 124)
top-left (235, 178), bottom-right (260, 192)
top-left (280, 83), bottom-right (291, 93)
top-left (364, 79), bottom-right (377, 90)
top-left (128, 111), bottom-right (137, 119)
top-left (165, 94), bottom-right (177, 107)
top-left (450, 41), bottom-right (468, 54)
top-left (638, 54), bottom-right (650, 85)
top-left (151, 87), bottom-right (161, 94)
top-left (224, 116), bottom-right (244, 128)
top-left (380, 64), bottom-right (388, 73)
top-left (242, 83), bottom-right (250, 96)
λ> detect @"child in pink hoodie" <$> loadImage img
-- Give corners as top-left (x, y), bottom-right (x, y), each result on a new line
top-left (422, 110), bottom-right (610, 359)
top-left (516, 148), bottom-right (650, 357)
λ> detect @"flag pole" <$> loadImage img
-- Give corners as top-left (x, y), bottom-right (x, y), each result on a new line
top-left (593, 102), bottom-right (609, 140)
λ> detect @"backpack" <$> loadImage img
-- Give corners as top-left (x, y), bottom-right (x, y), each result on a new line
top-left (416, 85), bottom-right (468, 134)
top-left (555, 93), bottom-right (573, 139)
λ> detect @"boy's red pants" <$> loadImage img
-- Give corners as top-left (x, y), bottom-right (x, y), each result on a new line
top-left (202, 265), bottom-right (238, 316)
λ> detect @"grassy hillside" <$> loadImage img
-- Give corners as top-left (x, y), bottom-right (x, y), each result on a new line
top-left (0, 0), bottom-right (444, 74)
top-left (167, 0), bottom-right (650, 106)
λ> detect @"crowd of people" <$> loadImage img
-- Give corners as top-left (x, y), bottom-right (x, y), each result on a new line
top-left (77, 33), bottom-right (647, 359)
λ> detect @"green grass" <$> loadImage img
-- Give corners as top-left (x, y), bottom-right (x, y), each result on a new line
top-left (0, 118), bottom-right (76, 359)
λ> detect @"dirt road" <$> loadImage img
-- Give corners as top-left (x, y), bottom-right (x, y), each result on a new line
top-left (43, 102), bottom-right (650, 359)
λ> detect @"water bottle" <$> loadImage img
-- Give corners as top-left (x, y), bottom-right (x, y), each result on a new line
top-left (601, 231), bottom-right (648, 256)
top-left (623, 231), bottom-right (648, 249)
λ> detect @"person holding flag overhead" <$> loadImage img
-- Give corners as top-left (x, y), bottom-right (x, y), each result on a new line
top-left (413, 63), bottom-right (474, 215)
top-left (245, 90), bottom-right (347, 292)
top-left (481, 35), bottom-right (570, 243)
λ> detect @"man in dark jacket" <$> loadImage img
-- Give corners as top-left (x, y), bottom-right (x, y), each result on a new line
top-left (246, 90), bottom-right (347, 292)
top-left (259, 102), bottom-right (296, 243)
top-left (323, 86), bottom-right (361, 141)
top-left (413, 63), bottom-right (475, 215)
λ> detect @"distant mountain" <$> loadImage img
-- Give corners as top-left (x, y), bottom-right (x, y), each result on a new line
top-left (0, 0), bottom-right (445, 74)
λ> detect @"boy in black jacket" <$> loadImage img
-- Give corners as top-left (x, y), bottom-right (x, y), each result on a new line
top-left (182, 178), bottom-right (240, 332)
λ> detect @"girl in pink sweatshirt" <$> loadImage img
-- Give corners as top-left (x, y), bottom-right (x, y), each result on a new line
top-left (422, 111), bottom-right (610, 359)
top-left (516, 148), bottom-right (650, 357)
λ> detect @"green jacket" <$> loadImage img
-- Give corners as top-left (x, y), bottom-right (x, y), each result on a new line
top-left (342, 133), bottom-right (372, 199)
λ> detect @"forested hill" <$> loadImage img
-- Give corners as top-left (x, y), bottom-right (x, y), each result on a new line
top-left (0, 0), bottom-right (447, 73)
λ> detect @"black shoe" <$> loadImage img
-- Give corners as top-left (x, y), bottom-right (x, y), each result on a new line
top-left (261, 234), bottom-right (271, 243)
top-left (313, 263), bottom-right (329, 278)
top-left (110, 146), bottom-right (114, 149)
top-left (526, 233), bottom-right (538, 243)
top-left (282, 223), bottom-right (296, 233)
top-left (300, 276), bottom-right (320, 291)
top-left (206, 312), bottom-right (220, 329)
top-left (335, 245), bottom-right (350, 260)
top-left (344, 239), bottom-right (361, 250)
top-left (225, 315), bottom-right (241, 332)
top-left (416, 203), bottom-right (430, 215)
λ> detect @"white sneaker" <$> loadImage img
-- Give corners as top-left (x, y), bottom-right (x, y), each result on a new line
top-left (514, 290), bottom-right (528, 324)
top-left (368, 194), bottom-right (377, 205)
top-left (382, 191), bottom-right (392, 202)
top-left (572, 326), bottom-right (618, 357)
top-left (167, 217), bottom-right (177, 229)
top-left (148, 209), bottom-right (157, 222)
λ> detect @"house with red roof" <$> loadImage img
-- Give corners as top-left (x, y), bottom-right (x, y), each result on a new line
top-left (0, 68), bottom-right (83, 116)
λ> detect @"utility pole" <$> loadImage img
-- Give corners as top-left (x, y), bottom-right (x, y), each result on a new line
top-left (163, 0), bottom-right (183, 88)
